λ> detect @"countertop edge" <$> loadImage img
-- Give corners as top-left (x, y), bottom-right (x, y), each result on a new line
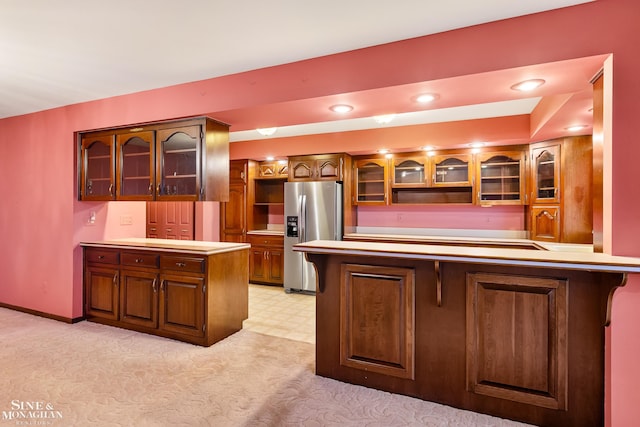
top-left (81, 239), bottom-right (250, 255)
top-left (294, 240), bottom-right (640, 274)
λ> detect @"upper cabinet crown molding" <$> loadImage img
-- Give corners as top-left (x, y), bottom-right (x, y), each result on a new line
top-left (78, 116), bottom-right (229, 202)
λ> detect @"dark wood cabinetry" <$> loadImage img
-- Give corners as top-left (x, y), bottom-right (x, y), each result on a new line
top-left (78, 116), bottom-right (229, 202)
top-left (289, 154), bottom-right (344, 181)
top-left (83, 242), bottom-right (249, 346)
top-left (528, 136), bottom-right (592, 243)
top-left (248, 234), bottom-right (284, 285)
top-left (257, 160), bottom-right (288, 178)
top-left (220, 160), bottom-right (254, 243)
top-left (146, 201), bottom-right (194, 240)
top-left (476, 150), bottom-right (526, 205)
top-left (355, 158), bottom-right (389, 205)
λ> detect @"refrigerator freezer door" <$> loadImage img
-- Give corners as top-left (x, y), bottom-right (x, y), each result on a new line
top-left (284, 181), bottom-right (342, 293)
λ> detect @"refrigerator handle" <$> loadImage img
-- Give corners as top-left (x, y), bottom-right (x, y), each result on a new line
top-left (300, 194), bottom-right (306, 243)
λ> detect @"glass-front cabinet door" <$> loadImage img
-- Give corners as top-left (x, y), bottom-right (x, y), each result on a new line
top-left (392, 157), bottom-right (426, 187)
top-left (80, 134), bottom-right (115, 200)
top-left (355, 159), bottom-right (389, 205)
top-left (156, 125), bottom-right (201, 200)
top-left (116, 131), bottom-right (155, 200)
top-left (430, 154), bottom-right (472, 187)
top-left (476, 151), bottom-right (525, 205)
top-left (531, 145), bottom-right (560, 204)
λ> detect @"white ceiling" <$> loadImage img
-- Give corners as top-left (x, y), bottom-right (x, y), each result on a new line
top-left (0, 0), bottom-right (592, 122)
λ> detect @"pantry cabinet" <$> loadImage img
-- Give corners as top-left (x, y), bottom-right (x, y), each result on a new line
top-left (528, 136), bottom-right (592, 243)
top-left (220, 160), bottom-right (255, 243)
top-left (78, 116), bottom-right (229, 202)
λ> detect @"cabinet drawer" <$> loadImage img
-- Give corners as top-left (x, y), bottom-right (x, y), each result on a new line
top-left (121, 251), bottom-right (159, 268)
top-left (248, 235), bottom-right (284, 248)
top-left (85, 248), bottom-right (119, 265)
top-left (160, 255), bottom-right (205, 274)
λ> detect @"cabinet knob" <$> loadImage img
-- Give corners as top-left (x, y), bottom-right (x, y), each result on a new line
top-left (176, 262), bottom-right (186, 267)
top-left (98, 255), bottom-right (104, 259)
top-left (135, 258), bottom-right (143, 263)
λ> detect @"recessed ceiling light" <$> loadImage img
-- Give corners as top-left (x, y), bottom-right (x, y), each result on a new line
top-left (377, 149), bottom-right (389, 154)
top-left (565, 125), bottom-right (587, 132)
top-left (468, 142), bottom-right (486, 148)
top-left (415, 93), bottom-right (437, 103)
top-left (265, 156), bottom-right (275, 161)
top-left (510, 79), bottom-right (545, 92)
top-left (421, 145), bottom-right (435, 152)
top-left (330, 104), bottom-right (353, 113)
top-left (256, 127), bottom-right (277, 136)
top-left (373, 114), bottom-right (396, 124)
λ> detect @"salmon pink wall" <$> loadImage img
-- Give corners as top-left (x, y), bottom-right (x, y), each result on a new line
top-left (357, 205), bottom-right (524, 230)
top-left (1, 0), bottom-right (639, 424)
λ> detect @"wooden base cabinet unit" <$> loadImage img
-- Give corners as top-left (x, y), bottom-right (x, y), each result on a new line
top-left (297, 241), bottom-right (640, 427)
top-left (247, 234), bottom-right (284, 285)
top-left (82, 239), bottom-right (249, 347)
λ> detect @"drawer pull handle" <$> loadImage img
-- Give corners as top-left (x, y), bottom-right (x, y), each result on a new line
top-left (97, 255), bottom-right (105, 259)
top-left (152, 278), bottom-right (158, 293)
top-left (176, 262), bottom-right (186, 267)
top-left (135, 258), bottom-right (144, 263)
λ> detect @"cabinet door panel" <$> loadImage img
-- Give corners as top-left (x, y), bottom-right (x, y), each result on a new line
top-left (116, 131), bottom-right (155, 200)
top-left (340, 263), bottom-right (415, 380)
top-left (466, 272), bottom-right (567, 410)
top-left (85, 266), bottom-right (119, 320)
top-left (249, 248), bottom-right (267, 283)
top-left (120, 269), bottom-right (159, 328)
top-left (159, 274), bottom-right (205, 337)
top-left (156, 125), bottom-right (201, 200)
top-left (81, 134), bottom-right (115, 200)
top-left (221, 184), bottom-right (247, 237)
top-left (317, 158), bottom-right (341, 180)
top-left (268, 249), bottom-right (284, 283)
top-left (531, 206), bottom-right (560, 242)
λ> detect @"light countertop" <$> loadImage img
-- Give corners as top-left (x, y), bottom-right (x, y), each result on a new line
top-left (294, 239), bottom-right (640, 273)
top-left (81, 238), bottom-right (250, 255)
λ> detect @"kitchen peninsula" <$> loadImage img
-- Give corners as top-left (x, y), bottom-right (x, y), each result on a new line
top-left (81, 238), bottom-right (249, 347)
top-left (295, 239), bottom-right (640, 427)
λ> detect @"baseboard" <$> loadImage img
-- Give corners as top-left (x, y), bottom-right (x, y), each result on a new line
top-left (0, 302), bottom-right (84, 324)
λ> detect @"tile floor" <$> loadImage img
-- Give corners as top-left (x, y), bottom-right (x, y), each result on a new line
top-left (242, 284), bottom-right (316, 343)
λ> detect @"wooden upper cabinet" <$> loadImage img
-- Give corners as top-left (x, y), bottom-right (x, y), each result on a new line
top-left (476, 151), bottom-right (525, 205)
top-left (80, 134), bottom-right (116, 200)
top-left (78, 117), bottom-right (229, 202)
top-left (391, 157), bottom-right (427, 187)
top-left (156, 125), bottom-right (200, 201)
top-left (430, 153), bottom-right (473, 187)
top-left (116, 131), bottom-right (155, 200)
top-left (288, 154), bottom-right (344, 181)
top-left (257, 160), bottom-right (288, 179)
top-left (354, 158), bottom-right (389, 205)
top-left (531, 144), bottom-right (561, 205)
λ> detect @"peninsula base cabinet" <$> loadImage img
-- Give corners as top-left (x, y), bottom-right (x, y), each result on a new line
top-left (308, 252), bottom-right (625, 427)
top-left (83, 243), bottom-right (249, 346)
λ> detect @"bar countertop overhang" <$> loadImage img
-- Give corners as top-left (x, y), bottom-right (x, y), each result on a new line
top-left (293, 239), bottom-right (640, 273)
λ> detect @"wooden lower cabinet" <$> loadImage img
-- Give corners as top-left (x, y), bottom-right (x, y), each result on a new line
top-left (310, 252), bottom-right (623, 427)
top-left (83, 244), bottom-right (248, 346)
top-left (248, 234), bottom-right (284, 285)
top-left (340, 264), bottom-right (415, 380)
top-left (530, 206), bottom-right (561, 242)
top-left (466, 272), bottom-right (567, 410)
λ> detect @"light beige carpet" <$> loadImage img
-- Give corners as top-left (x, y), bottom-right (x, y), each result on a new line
top-left (0, 308), bottom-right (532, 426)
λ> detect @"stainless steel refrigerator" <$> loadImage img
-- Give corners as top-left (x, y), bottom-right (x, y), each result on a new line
top-left (284, 181), bottom-right (343, 293)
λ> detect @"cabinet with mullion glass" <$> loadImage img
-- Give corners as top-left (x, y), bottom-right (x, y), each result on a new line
top-left (531, 145), bottom-right (560, 204)
top-left (391, 157), bottom-right (427, 187)
top-left (430, 154), bottom-right (473, 187)
top-left (355, 158), bottom-right (389, 205)
top-left (116, 131), bottom-right (155, 200)
top-left (156, 125), bottom-right (200, 200)
top-left (80, 134), bottom-right (116, 200)
top-left (476, 151), bottom-right (525, 205)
